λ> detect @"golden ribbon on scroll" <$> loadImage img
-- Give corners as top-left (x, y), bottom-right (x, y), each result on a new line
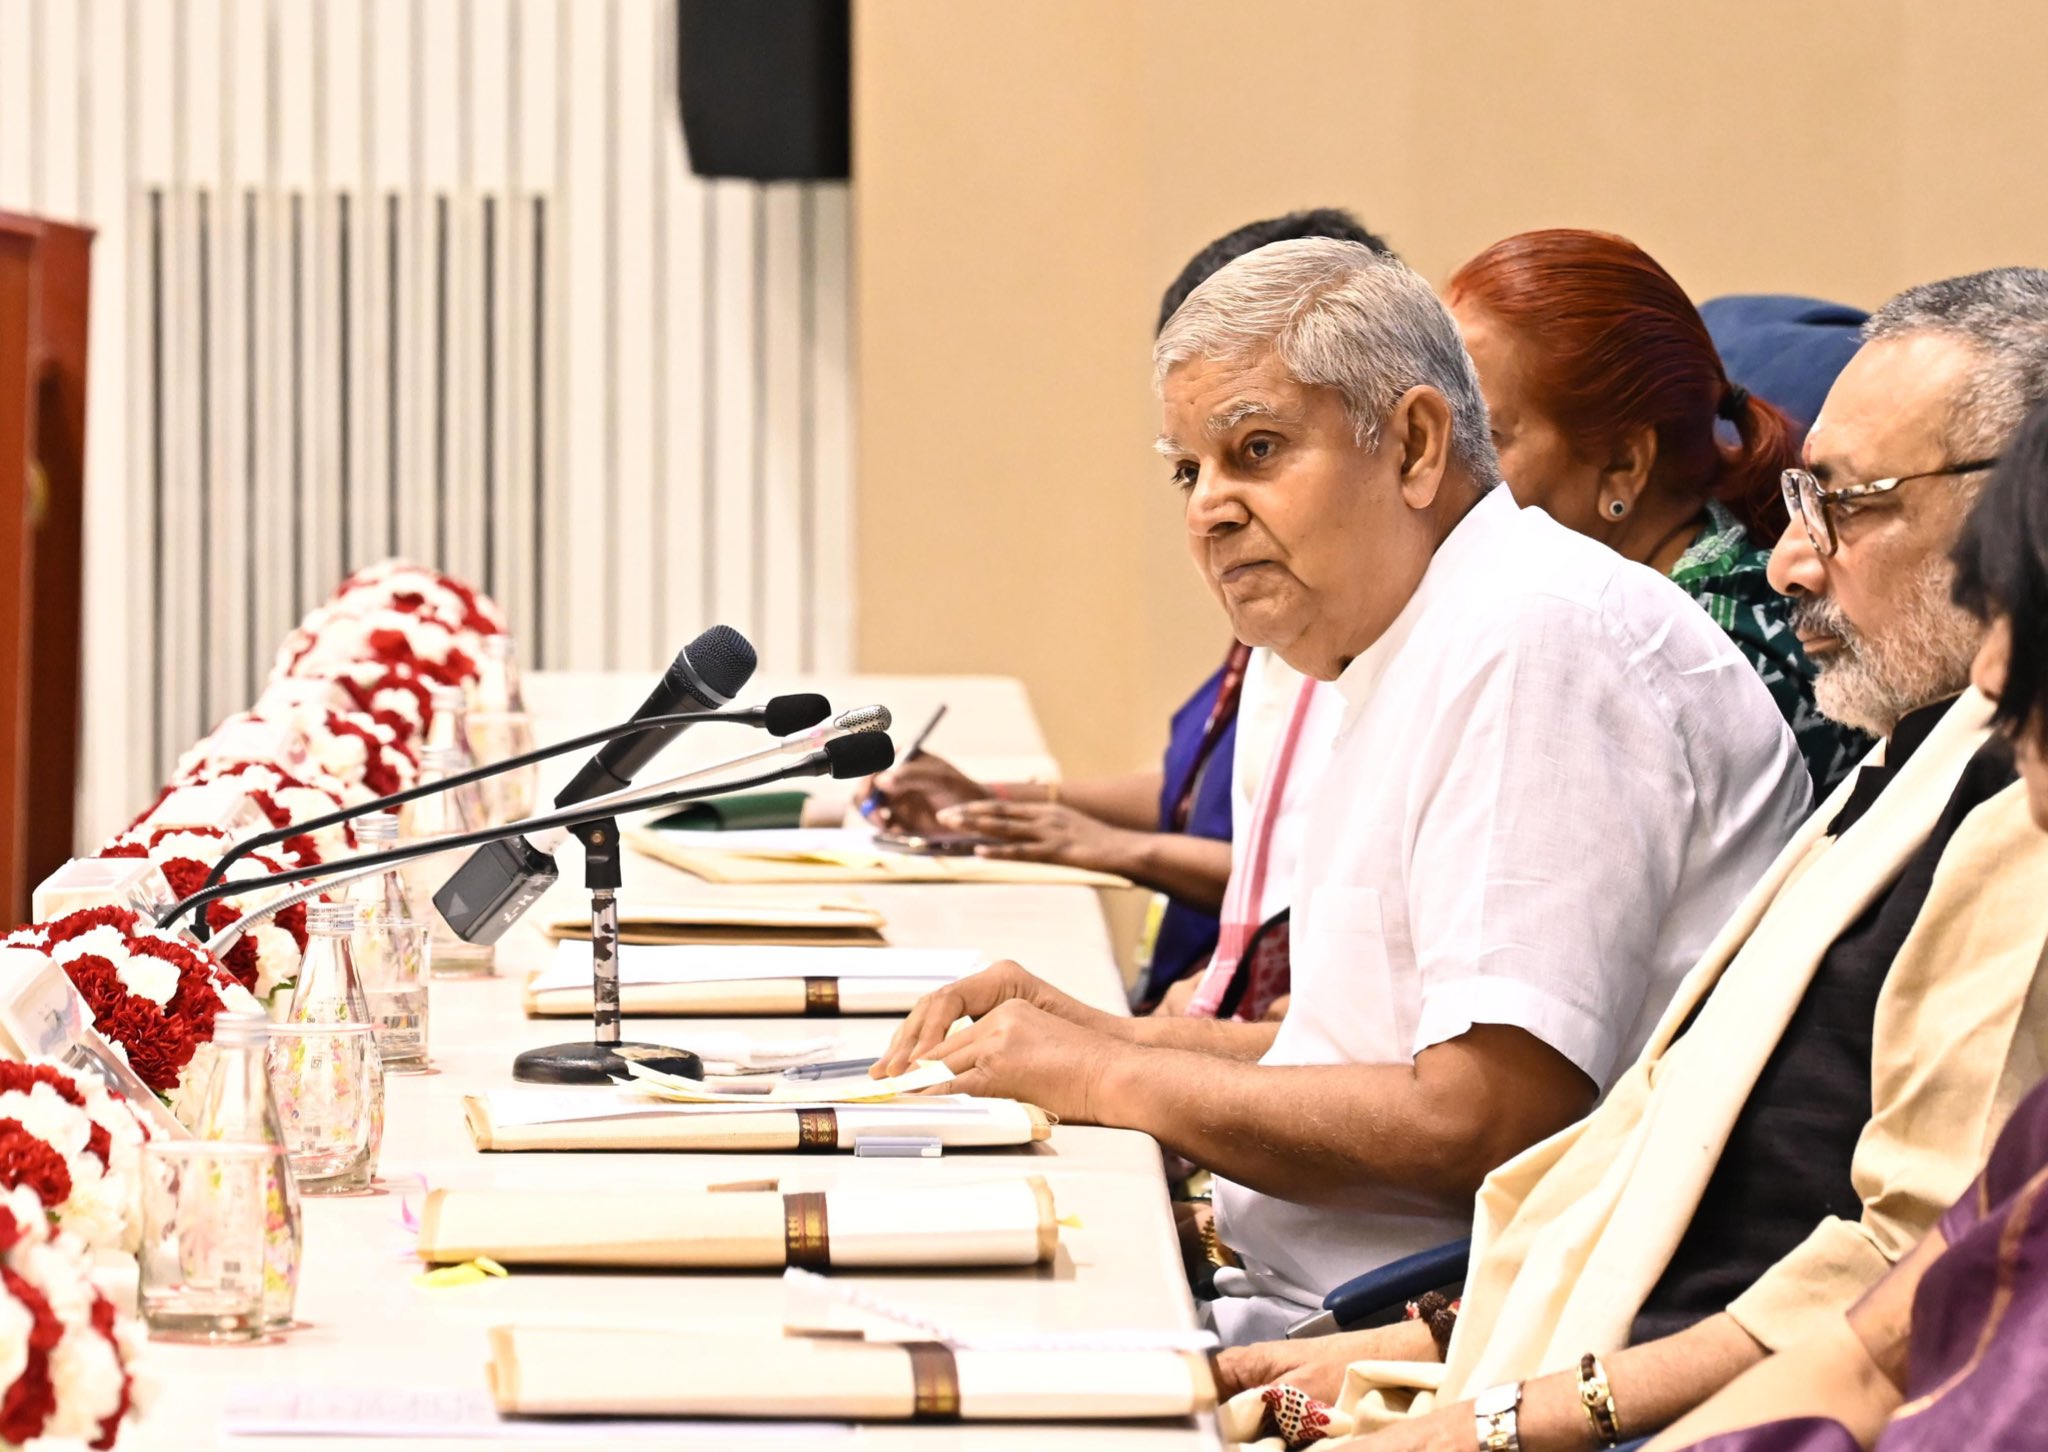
top-left (802, 978), bottom-right (841, 1015)
top-left (903, 1342), bottom-right (962, 1421)
top-left (795, 1108), bottom-right (838, 1149)
top-left (782, 1191), bottom-right (832, 1268)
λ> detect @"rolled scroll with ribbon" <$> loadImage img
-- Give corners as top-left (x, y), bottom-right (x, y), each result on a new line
top-left (486, 1328), bottom-right (1216, 1423)
top-left (417, 1176), bottom-right (1058, 1269)
top-left (522, 943), bottom-right (981, 1018)
top-left (461, 1093), bottom-right (1051, 1153)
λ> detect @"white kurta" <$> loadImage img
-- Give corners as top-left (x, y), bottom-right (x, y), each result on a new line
top-left (1209, 488), bottom-right (1812, 1341)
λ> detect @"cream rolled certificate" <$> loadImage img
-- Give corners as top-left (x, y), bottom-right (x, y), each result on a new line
top-left (417, 1176), bottom-right (1058, 1269)
top-left (462, 1092), bottom-right (1052, 1153)
top-left (523, 942), bottom-right (980, 1019)
top-left (487, 1328), bottom-right (1216, 1422)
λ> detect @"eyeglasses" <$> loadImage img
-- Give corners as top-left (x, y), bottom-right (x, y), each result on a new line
top-left (1780, 457), bottom-right (2000, 556)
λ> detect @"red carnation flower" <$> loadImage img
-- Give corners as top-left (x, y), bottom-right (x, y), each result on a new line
top-left (90, 999), bottom-right (192, 1094)
top-left (88, 1292), bottom-right (132, 1451)
top-left (0, 1121), bottom-right (73, 1213)
top-left (0, 1065), bottom-right (88, 1114)
top-left (0, 1266), bottom-right (60, 1444)
top-left (28, 907), bottom-right (150, 950)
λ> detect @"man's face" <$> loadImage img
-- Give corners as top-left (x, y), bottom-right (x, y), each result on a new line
top-left (1767, 334), bottom-right (1988, 736)
top-left (1158, 351), bottom-right (1440, 680)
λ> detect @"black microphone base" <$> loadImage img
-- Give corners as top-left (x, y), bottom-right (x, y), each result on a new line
top-left (511, 1040), bottom-right (705, 1085)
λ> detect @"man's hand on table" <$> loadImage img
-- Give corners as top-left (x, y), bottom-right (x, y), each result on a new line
top-left (874, 960), bottom-right (1139, 1119)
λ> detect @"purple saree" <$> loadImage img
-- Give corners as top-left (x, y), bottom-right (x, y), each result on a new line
top-left (1686, 1074), bottom-right (2048, 1452)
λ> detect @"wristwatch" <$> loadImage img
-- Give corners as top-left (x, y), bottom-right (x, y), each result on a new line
top-left (1473, 1381), bottom-right (1524, 1452)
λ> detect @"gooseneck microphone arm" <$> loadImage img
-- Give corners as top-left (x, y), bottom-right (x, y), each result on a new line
top-left (192, 696), bottom-right (828, 906)
top-left (159, 751), bottom-right (851, 936)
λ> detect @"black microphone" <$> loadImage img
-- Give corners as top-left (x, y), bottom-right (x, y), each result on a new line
top-left (187, 686), bottom-right (821, 917)
top-left (556, 625), bottom-right (757, 805)
top-left (754, 693), bottom-right (829, 736)
top-left (818, 731), bottom-right (895, 779)
top-left (159, 737), bottom-right (893, 938)
top-left (431, 626), bottom-right (758, 945)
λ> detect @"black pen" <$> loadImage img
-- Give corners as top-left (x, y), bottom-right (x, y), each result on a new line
top-left (783, 1056), bottom-right (882, 1081)
top-left (858, 703), bottom-right (948, 819)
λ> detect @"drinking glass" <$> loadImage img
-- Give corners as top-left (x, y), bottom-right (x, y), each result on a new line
top-left (266, 1021), bottom-right (385, 1194)
top-left (138, 1140), bottom-right (273, 1342)
top-left (352, 917), bottom-right (431, 1073)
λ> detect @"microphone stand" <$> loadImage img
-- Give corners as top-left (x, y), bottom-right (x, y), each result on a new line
top-left (191, 704), bottom-right (811, 917)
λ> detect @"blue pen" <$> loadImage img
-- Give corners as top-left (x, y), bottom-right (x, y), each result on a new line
top-left (858, 703), bottom-right (947, 819)
top-left (783, 1056), bottom-right (883, 1081)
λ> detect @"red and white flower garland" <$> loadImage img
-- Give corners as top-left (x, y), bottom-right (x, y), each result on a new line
top-left (0, 1061), bottom-right (146, 1258)
top-left (1, 910), bottom-right (263, 1124)
top-left (0, 1184), bottom-right (143, 1449)
top-left (97, 828), bottom-right (310, 1003)
top-left (148, 758), bottom-right (353, 865)
top-left (333, 558), bottom-right (509, 638)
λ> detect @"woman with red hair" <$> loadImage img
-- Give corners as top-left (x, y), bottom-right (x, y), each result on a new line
top-left (1447, 229), bottom-right (1868, 794)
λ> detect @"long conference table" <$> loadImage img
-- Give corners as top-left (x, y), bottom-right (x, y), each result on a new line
top-left (128, 672), bottom-right (1221, 1451)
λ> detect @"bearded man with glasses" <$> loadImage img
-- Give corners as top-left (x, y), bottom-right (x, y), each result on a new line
top-left (1212, 268), bottom-right (2048, 1452)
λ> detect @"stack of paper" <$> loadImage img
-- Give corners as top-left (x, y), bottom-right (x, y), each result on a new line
top-left (523, 942), bottom-right (983, 1018)
top-left (627, 827), bottom-right (1129, 888)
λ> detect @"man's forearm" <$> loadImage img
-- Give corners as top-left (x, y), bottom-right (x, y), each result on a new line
top-left (1123, 1014), bottom-right (1278, 1060)
top-left (1098, 1047), bottom-right (1493, 1203)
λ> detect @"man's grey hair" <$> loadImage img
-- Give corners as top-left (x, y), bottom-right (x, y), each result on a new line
top-left (1865, 267), bottom-right (2048, 458)
top-left (1154, 238), bottom-right (1500, 486)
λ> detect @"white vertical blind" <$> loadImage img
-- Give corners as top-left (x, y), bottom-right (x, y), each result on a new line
top-left (0, 0), bottom-right (856, 845)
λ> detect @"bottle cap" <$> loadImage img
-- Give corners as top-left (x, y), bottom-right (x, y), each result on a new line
top-left (211, 1009), bottom-right (271, 1046)
top-left (418, 745), bottom-right (466, 775)
top-left (354, 811), bottom-right (400, 844)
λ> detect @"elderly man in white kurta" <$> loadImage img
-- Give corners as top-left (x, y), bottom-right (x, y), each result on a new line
top-left (871, 239), bottom-right (1811, 1343)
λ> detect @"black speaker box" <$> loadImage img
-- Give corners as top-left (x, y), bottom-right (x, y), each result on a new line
top-left (676, 0), bottom-right (851, 181)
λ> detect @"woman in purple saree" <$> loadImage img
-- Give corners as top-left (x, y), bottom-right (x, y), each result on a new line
top-left (1650, 399), bottom-right (2048, 1452)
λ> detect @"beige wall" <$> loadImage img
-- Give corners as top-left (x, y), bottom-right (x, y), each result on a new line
top-left (854, 0), bottom-right (2048, 778)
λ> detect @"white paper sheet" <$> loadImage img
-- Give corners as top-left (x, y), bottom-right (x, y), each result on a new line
top-left (532, 941), bottom-right (983, 994)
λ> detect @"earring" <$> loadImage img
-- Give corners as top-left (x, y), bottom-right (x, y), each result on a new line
top-left (1607, 499), bottom-right (1628, 519)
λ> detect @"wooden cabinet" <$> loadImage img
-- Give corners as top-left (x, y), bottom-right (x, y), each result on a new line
top-left (0, 213), bottom-right (93, 929)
